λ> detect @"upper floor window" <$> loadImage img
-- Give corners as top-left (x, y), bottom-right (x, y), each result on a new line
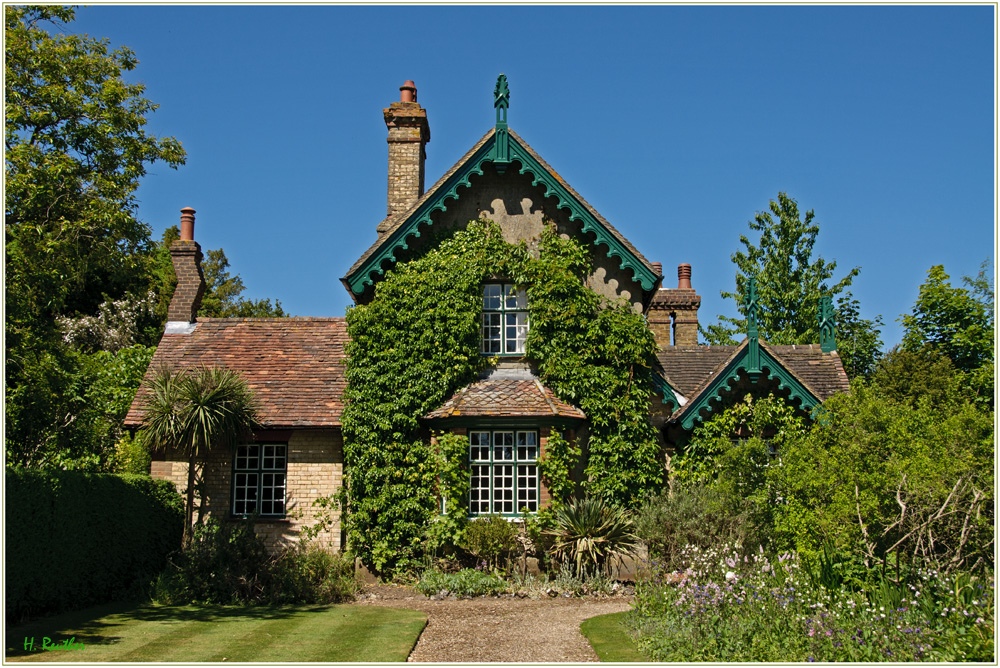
top-left (481, 283), bottom-right (528, 355)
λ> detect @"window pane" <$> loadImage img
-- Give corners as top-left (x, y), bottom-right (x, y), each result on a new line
top-left (483, 284), bottom-right (501, 310)
top-left (517, 464), bottom-right (538, 512)
top-left (482, 313), bottom-right (501, 354)
top-left (470, 464), bottom-right (491, 514)
top-left (494, 432), bottom-right (514, 461)
top-left (470, 432), bottom-right (491, 461)
top-left (517, 431), bottom-right (538, 461)
top-left (493, 465), bottom-right (514, 514)
top-left (504, 285), bottom-right (528, 309)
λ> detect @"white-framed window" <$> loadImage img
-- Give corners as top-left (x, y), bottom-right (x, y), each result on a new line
top-left (481, 283), bottom-right (528, 355)
top-left (232, 443), bottom-right (287, 517)
top-left (469, 430), bottom-right (538, 516)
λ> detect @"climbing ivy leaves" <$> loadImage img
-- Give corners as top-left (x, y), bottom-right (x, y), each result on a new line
top-left (342, 221), bottom-right (662, 577)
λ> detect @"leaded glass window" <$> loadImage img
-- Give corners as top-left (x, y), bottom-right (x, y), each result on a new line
top-left (481, 284), bottom-right (528, 355)
top-left (233, 443), bottom-right (286, 517)
top-left (468, 430), bottom-right (538, 516)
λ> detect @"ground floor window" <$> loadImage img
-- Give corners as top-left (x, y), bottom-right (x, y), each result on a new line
top-left (469, 430), bottom-right (538, 515)
top-left (232, 443), bottom-right (287, 517)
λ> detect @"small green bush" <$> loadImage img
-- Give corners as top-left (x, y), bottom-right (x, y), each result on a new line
top-left (415, 568), bottom-right (509, 597)
top-left (463, 515), bottom-right (519, 572)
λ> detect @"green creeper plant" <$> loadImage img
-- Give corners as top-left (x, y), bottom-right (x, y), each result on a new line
top-left (341, 221), bottom-right (664, 577)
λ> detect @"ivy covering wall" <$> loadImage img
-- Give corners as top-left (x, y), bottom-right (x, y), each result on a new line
top-left (341, 221), bottom-right (663, 577)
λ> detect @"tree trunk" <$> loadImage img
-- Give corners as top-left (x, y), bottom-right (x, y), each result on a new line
top-left (183, 451), bottom-right (196, 547)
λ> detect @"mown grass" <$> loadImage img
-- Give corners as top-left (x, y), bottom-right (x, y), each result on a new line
top-left (6, 601), bottom-right (426, 662)
top-left (580, 611), bottom-right (649, 662)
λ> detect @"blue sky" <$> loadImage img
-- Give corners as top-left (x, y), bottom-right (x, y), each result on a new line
top-left (69, 4), bottom-right (995, 347)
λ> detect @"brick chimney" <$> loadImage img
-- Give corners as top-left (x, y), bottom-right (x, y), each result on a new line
top-left (647, 263), bottom-right (702, 348)
top-left (381, 80), bottom-right (430, 229)
top-left (166, 207), bottom-right (206, 327)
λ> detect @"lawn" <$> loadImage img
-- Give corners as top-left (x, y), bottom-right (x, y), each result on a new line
top-left (6, 601), bottom-right (426, 662)
top-left (580, 611), bottom-right (650, 662)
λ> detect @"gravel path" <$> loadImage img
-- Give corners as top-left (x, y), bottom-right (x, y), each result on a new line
top-left (354, 585), bottom-right (633, 663)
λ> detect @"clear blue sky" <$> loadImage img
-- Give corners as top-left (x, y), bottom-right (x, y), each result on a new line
top-left (70, 4), bottom-right (995, 348)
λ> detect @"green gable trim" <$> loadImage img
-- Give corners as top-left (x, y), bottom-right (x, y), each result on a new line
top-left (678, 344), bottom-right (821, 431)
top-left (651, 373), bottom-right (682, 410)
top-left (345, 132), bottom-right (658, 296)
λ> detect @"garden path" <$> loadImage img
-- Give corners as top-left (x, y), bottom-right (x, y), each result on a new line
top-left (354, 584), bottom-right (633, 663)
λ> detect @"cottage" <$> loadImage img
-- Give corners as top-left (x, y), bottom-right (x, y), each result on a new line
top-left (125, 77), bottom-right (848, 548)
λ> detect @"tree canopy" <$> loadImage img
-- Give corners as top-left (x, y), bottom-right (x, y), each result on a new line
top-left (4, 8), bottom-right (281, 471)
top-left (900, 262), bottom-right (994, 406)
top-left (703, 192), bottom-right (883, 378)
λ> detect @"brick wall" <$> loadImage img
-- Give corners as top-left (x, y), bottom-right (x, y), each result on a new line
top-left (150, 429), bottom-right (344, 551)
top-left (384, 101), bottom-right (429, 220)
top-left (167, 240), bottom-right (205, 322)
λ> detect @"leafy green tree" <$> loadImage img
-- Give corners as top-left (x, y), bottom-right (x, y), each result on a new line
top-left (5, 6), bottom-right (185, 467)
top-left (137, 366), bottom-right (261, 546)
top-left (871, 346), bottom-right (960, 409)
top-left (901, 263), bottom-right (993, 405)
top-left (5, 6), bottom-right (185, 334)
top-left (703, 192), bottom-right (882, 378)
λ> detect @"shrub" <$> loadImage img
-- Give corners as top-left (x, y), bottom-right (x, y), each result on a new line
top-left (152, 518), bottom-right (358, 605)
top-left (544, 496), bottom-right (639, 578)
top-left (6, 469), bottom-right (183, 621)
top-left (416, 568), bottom-right (509, 597)
top-left (463, 515), bottom-right (519, 572)
top-left (635, 484), bottom-right (753, 570)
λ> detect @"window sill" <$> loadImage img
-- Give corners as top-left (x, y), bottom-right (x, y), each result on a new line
top-left (228, 516), bottom-right (290, 523)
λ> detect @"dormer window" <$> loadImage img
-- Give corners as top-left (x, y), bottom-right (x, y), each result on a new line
top-left (481, 283), bottom-right (528, 355)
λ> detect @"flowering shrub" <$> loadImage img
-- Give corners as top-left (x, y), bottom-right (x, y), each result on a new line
top-left (627, 543), bottom-right (994, 662)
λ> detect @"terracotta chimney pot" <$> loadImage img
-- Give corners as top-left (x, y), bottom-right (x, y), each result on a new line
top-left (678, 263), bottom-right (692, 290)
top-left (179, 207), bottom-right (196, 241)
top-left (400, 80), bottom-right (417, 103)
top-left (651, 262), bottom-right (662, 276)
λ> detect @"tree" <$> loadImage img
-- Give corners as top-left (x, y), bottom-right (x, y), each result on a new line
top-left (5, 6), bottom-right (185, 467)
top-left (138, 366), bottom-right (261, 546)
top-left (901, 263), bottom-right (993, 404)
top-left (703, 192), bottom-right (883, 378)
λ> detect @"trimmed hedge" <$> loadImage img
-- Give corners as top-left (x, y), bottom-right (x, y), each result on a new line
top-left (6, 469), bottom-right (184, 620)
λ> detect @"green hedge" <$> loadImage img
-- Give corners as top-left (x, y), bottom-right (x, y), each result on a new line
top-left (6, 469), bottom-right (184, 620)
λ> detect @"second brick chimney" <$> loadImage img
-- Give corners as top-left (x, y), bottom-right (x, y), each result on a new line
top-left (381, 80), bottom-right (430, 229)
top-left (166, 207), bottom-right (206, 329)
top-left (648, 263), bottom-right (702, 348)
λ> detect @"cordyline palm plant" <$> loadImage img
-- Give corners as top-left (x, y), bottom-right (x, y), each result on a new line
top-left (138, 365), bottom-right (261, 546)
top-left (544, 496), bottom-right (640, 579)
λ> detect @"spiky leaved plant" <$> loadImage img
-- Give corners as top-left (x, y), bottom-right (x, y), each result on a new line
top-left (138, 365), bottom-right (261, 546)
top-left (544, 496), bottom-right (640, 579)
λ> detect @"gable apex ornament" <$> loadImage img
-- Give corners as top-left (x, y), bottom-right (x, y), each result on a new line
top-left (818, 294), bottom-right (837, 353)
top-left (492, 74), bottom-right (511, 171)
top-left (746, 276), bottom-right (761, 376)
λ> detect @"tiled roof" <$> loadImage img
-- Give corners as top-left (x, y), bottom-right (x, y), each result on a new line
top-left (343, 127), bottom-right (657, 292)
top-left (657, 341), bottom-right (850, 408)
top-left (124, 318), bottom-right (348, 429)
top-left (425, 376), bottom-right (586, 421)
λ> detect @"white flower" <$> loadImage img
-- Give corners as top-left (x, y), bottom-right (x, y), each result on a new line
top-left (725, 571), bottom-right (735, 581)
